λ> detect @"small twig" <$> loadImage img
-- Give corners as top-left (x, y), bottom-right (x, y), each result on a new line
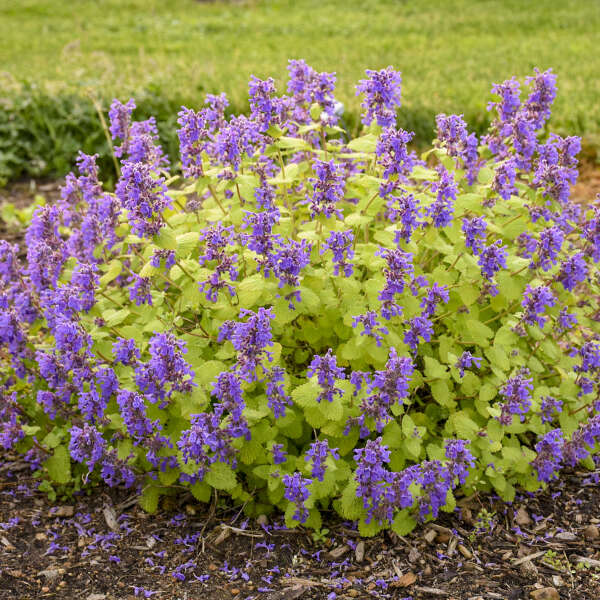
top-left (87, 91), bottom-right (120, 179)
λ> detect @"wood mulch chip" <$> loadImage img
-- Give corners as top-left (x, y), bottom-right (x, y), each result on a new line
top-left (2, 463), bottom-right (600, 599)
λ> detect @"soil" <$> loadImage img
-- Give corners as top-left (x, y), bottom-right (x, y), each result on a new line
top-left (2, 461), bottom-right (600, 600)
top-left (1, 168), bottom-right (600, 600)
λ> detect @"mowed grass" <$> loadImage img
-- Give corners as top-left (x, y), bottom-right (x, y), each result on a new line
top-left (0, 0), bottom-right (599, 180)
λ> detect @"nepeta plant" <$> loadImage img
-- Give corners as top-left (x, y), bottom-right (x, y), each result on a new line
top-left (1, 61), bottom-right (599, 536)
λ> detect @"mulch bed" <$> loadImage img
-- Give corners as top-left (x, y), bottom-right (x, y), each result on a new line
top-left (2, 461), bottom-right (600, 600)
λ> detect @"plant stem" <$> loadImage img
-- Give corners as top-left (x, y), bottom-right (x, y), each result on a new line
top-left (87, 92), bottom-right (120, 179)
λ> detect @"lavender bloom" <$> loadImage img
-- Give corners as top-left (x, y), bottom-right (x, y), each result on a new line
top-left (117, 390), bottom-right (157, 440)
top-left (177, 106), bottom-right (208, 178)
top-left (497, 370), bottom-right (533, 425)
top-left (307, 348), bottom-right (345, 403)
top-left (556, 308), bottom-right (577, 332)
top-left (534, 135), bottom-right (580, 204)
top-left (384, 187), bottom-right (422, 243)
top-left (455, 351), bottom-right (483, 377)
top-left (521, 285), bottom-right (556, 328)
top-left (403, 316), bottom-right (434, 352)
top-left (540, 396), bottom-right (563, 423)
top-left (68, 262), bottom-right (99, 312)
top-left (129, 275), bottom-right (152, 306)
top-left (212, 371), bottom-right (250, 441)
top-left (511, 115), bottom-right (537, 169)
top-left (307, 159), bottom-right (346, 219)
top-left (248, 76), bottom-right (287, 132)
top-left (435, 114), bottom-right (480, 184)
top-left (219, 308), bottom-right (275, 382)
top-left (113, 338), bottom-right (140, 365)
top-left (427, 167), bottom-right (457, 228)
top-left (445, 439), bottom-right (475, 485)
top-left (419, 283), bottom-right (449, 318)
top-left (415, 460), bottom-right (454, 520)
top-left (287, 59), bottom-right (337, 126)
top-left (0, 395), bottom-right (24, 450)
top-left (352, 311), bottom-right (389, 347)
top-left (523, 68), bottom-right (557, 131)
top-left (263, 237), bottom-right (312, 306)
top-left (0, 306), bottom-right (28, 373)
top-left (109, 99), bottom-right (135, 141)
top-left (177, 95), bottom-right (228, 178)
top-left (556, 252), bottom-right (588, 291)
top-left (78, 389), bottom-right (107, 424)
top-left (59, 152), bottom-right (103, 227)
top-left (356, 67), bottom-right (402, 127)
top-left (178, 412), bottom-right (236, 478)
top-left (376, 248), bottom-right (414, 320)
top-left (349, 349), bottom-right (414, 435)
top-left (532, 226), bottom-right (564, 271)
top-left (69, 424), bottom-right (106, 470)
top-left (266, 366), bottom-right (292, 419)
top-left (242, 209), bottom-right (280, 256)
top-left (25, 205), bottom-right (67, 292)
top-left (487, 77), bottom-right (521, 124)
top-left (120, 117), bottom-right (169, 170)
top-left (491, 158), bottom-right (518, 200)
top-left (272, 443), bottom-right (287, 465)
top-left (214, 115), bottom-right (263, 173)
top-left (198, 223), bottom-right (239, 302)
top-left (462, 216), bottom-right (487, 255)
top-left (574, 341), bottom-right (600, 376)
top-left (484, 71), bottom-right (555, 167)
top-left (305, 440), bottom-right (339, 482)
top-left (283, 472), bottom-right (312, 523)
top-left (477, 241), bottom-right (508, 279)
top-left (531, 429), bottom-right (564, 482)
top-left (0, 241), bottom-right (19, 284)
top-left (354, 437), bottom-right (393, 523)
top-left (582, 206), bottom-right (600, 263)
top-left (321, 230), bottom-right (354, 277)
top-left (150, 249), bottom-right (176, 270)
top-left (135, 333), bottom-right (195, 405)
top-left (376, 126), bottom-right (415, 180)
top-left (115, 162), bottom-right (171, 238)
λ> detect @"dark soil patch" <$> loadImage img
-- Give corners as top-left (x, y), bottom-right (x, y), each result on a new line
top-left (2, 461), bottom-right (600, 600)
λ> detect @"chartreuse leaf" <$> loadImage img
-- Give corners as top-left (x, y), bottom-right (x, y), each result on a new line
top-left (154, 227), bottom-right (177, 250)
top-left (99, 260), bottom-right (122, 286)
top-left (205, 462), bottom-right (237, 491)
top-left (346, 134), bottom-right (378, 153)
top-left (176, 232), bottom-right (199, 258)
top-left (190, 481), bottom-right (211, 503)
top-left (392, 509), bottom-right (417, 535)
top-left (139, 485), bottom-right (161, 513)
top-left (44, 445), bottom-right (71, 484)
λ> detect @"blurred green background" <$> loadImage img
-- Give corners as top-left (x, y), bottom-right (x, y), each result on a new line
top-left (1, 0), bottom-right (599, 183)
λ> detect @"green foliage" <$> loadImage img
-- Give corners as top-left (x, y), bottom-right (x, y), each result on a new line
top-left (2, 65), bottom-right (600, 537)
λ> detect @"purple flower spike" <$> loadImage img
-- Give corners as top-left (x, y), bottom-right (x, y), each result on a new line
top-left (497, 369), bottom-right (533, 425)
top-left (455, 351), bottom-right (482, 377)
top-left (356, 66), bottom-right (402, 127)
top-left (307, 349), bottom-right (345, 403)
top-left (321, 230), bottom-right (355, 276)
top-left (283, 472), bottom-right (312, 523)
top-left (305, 440), bottom-right (339, 482)
top-left (521, 284), bottom-right (556, 328)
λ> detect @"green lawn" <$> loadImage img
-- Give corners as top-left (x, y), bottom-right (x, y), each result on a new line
top-left (1, 0), bottom-right (599, 181)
